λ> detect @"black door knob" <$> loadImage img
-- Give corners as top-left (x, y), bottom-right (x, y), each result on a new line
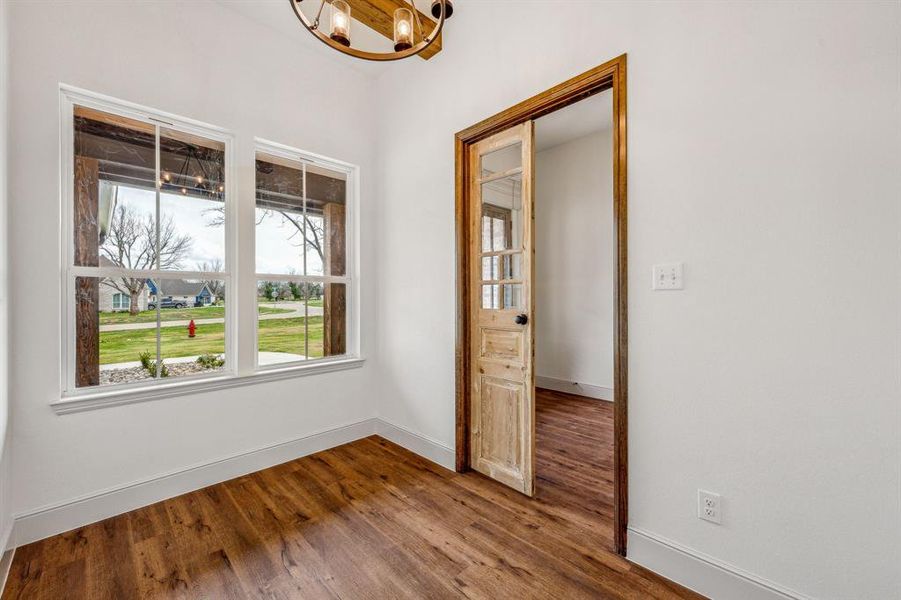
top-left (515, 314), bottom-right (528, 325)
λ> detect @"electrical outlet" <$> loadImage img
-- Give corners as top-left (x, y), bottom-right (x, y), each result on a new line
top-left (698, 490), bottom-right (722, 524)
top-left (652, 263), bottom-right (684, 290)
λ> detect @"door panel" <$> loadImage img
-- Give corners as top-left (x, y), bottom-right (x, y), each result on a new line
top-left (479, 378), bottom-right (523, 466)
top-left (480, 328), bottom-right (523, 361)
top-left (469, 121), bottom-right (535, 496)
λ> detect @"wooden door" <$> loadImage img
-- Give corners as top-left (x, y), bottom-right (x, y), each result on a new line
top-left (469, 122), bottom-right (535, 496)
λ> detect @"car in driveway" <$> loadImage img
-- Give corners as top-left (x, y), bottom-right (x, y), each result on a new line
top-left (147, 296), bottom-right (188, 309)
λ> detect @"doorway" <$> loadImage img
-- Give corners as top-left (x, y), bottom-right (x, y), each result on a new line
top-left (535, 88), bottom-right (616, 547)
top-left (454, 55), bottom-right (628, 555)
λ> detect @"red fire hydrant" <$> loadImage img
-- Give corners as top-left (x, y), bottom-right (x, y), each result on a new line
top-left (188, 319), bottom-right (196, 338)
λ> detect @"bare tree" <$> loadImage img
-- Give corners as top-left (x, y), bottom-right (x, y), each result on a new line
top-left (207, 205), bottom-right (324, 266)
top-left (195, 258), bottom-right (225, 301)
top-left (101, 204), bottom-right (193, 315)
top-left (273, 210), bottom-right (325, 266)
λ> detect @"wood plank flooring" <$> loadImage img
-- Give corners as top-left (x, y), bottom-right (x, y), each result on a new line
top-left (3, 390), bottom-right (703, 599)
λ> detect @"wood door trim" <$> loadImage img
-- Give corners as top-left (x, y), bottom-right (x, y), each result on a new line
top-left (454, 54), bottom-right (628, 556)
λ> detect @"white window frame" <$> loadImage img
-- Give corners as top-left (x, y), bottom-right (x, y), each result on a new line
top-left (252, 138), bottom-right (361, 372)
top-left (59, 86), bottom-right (237, 399)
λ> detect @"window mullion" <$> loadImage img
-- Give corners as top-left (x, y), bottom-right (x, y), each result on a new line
top-left (154, 124), bottom-right (162, 377)
top-left (302, 163), bottom-right (309, 360)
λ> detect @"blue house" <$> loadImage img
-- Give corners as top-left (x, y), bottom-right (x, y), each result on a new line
top-left (146, 279), bottom-right (216, 308)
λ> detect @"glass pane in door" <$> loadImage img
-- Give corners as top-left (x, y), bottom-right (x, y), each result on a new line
top-left (480, 173), bottom-right (523, 253)
top-left (480, 142), bottom-right (521, 178)
top-left (481, 254), bottom-right (521, 282)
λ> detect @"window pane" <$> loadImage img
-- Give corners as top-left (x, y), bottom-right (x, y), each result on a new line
top-left (257, 279), bottom-right (308, 366)
top-left (305, 163), bottom-right (347, 277)
top-left (503, 283), bottom-right (523, 310)
top-left (481, 174), bottom-right (522, 253)
top-left (482, 256), bottom-right (498, 280)
top-left (75, 276), bottom-right (156, 388)
top-left (255, 153), bottom-right (305, 275)
top-left (481, 254), bottom-right (521, 282)
top-left (159, 127), bottom-right (225, 272)
top-left (155, 278), bottom-right (226, 379)
top-left (74, 106), bottom-right (158, 269)
top-left (255, 155), bottom-right (347, 277)
top-left (481, 284), bottom-right (499, 309)
top-left (480, 142), bottom-right (521, 178)
top-left (321, 282), bottom-right (346, 357)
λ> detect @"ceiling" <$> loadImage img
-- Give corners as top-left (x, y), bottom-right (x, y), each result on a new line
top-left (535, 91), bottom-right (613, 152)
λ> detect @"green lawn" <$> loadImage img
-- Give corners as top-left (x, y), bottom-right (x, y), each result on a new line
top-left (99, 317), bottom-right (324, 364)
top-left (100, 305), bottom-right (290, 325)
top-left (258, 316), bottom-right (324, 358)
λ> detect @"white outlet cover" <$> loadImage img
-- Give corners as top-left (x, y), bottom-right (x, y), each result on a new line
top-left (698, 489), bottom-right (722, 524)
top-left (652, 263), bottom-right (684, 290)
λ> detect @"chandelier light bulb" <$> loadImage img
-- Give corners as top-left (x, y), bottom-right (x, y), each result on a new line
top-left (393, 8), bottom-right (413, 52)
top-left (330, 0), bottom-right (351, 47)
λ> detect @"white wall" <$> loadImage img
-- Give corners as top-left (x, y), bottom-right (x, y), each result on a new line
top-left (6, 0), bottom-right (379, 527)
top-left (374, 2), bottom-right (901, 598)
top-left (535, 129), bottom-right (614, 393)
top-left (0, 0), bottom-right (13, 554)
top-left (4, 2), bottom-right (901, 598)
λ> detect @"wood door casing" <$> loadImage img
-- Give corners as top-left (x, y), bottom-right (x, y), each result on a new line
top-left (455, 54), bottom-right (627, 554)
top-left (469, 122), bottom-right (535, 496)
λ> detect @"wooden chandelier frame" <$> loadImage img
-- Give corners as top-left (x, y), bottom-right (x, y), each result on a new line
top-left (289, 0), bottom-right (447, 62)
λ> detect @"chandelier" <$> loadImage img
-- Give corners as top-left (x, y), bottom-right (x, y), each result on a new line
top-left (289, 0), bottom-right (454, 62)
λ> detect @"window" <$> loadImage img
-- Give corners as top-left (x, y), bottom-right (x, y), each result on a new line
top-left (60, 89), bottom-right (359, 405)
top-left (62, 91), bottom-right (232, 392)
top-left (111, 292), bottom-right (129, 311)
top-left (254, 144), bottom-right (353, 368)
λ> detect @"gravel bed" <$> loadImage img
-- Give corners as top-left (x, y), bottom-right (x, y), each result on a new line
top-left (100, 362), bottom-right (223, 386)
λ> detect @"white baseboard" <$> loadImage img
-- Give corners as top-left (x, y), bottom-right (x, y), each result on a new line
top-left (11, 418), bottom-right (379, 548)
top-left (628, 527), bottom-right (812, 600)
top-left (0, 548), bottom-right (14, 596)
top-left (0, 519), bottom-right (13, 593)
top-left (0, 519), bottom-right (11, 555)
top-left (376, 419), bottom-right (456, 471)
top-left (536, 375), bottom-right (613, 401)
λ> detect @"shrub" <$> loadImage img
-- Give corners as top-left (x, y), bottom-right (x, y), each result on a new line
top-left (138, 351), bottom-right (169, 377)
top-left (196, 353), bottom-right (225, 369)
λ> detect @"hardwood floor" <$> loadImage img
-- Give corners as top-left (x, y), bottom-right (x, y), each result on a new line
top-left (535, 387), bottom-right (616, 549)
top-left (3, 390), bottom-right (703, 599)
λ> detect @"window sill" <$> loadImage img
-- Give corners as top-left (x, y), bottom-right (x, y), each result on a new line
top-left (51, 357), bottom-right (365, 415)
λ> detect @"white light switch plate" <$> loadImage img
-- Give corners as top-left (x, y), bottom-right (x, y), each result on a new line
top-left (652, 263), bottom-right (684, 290)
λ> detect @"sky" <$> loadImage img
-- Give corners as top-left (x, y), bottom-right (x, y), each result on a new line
top-left (113, 185), bottom-right (324, 276)
top-left (255, 209), bottom-right (325, 276)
